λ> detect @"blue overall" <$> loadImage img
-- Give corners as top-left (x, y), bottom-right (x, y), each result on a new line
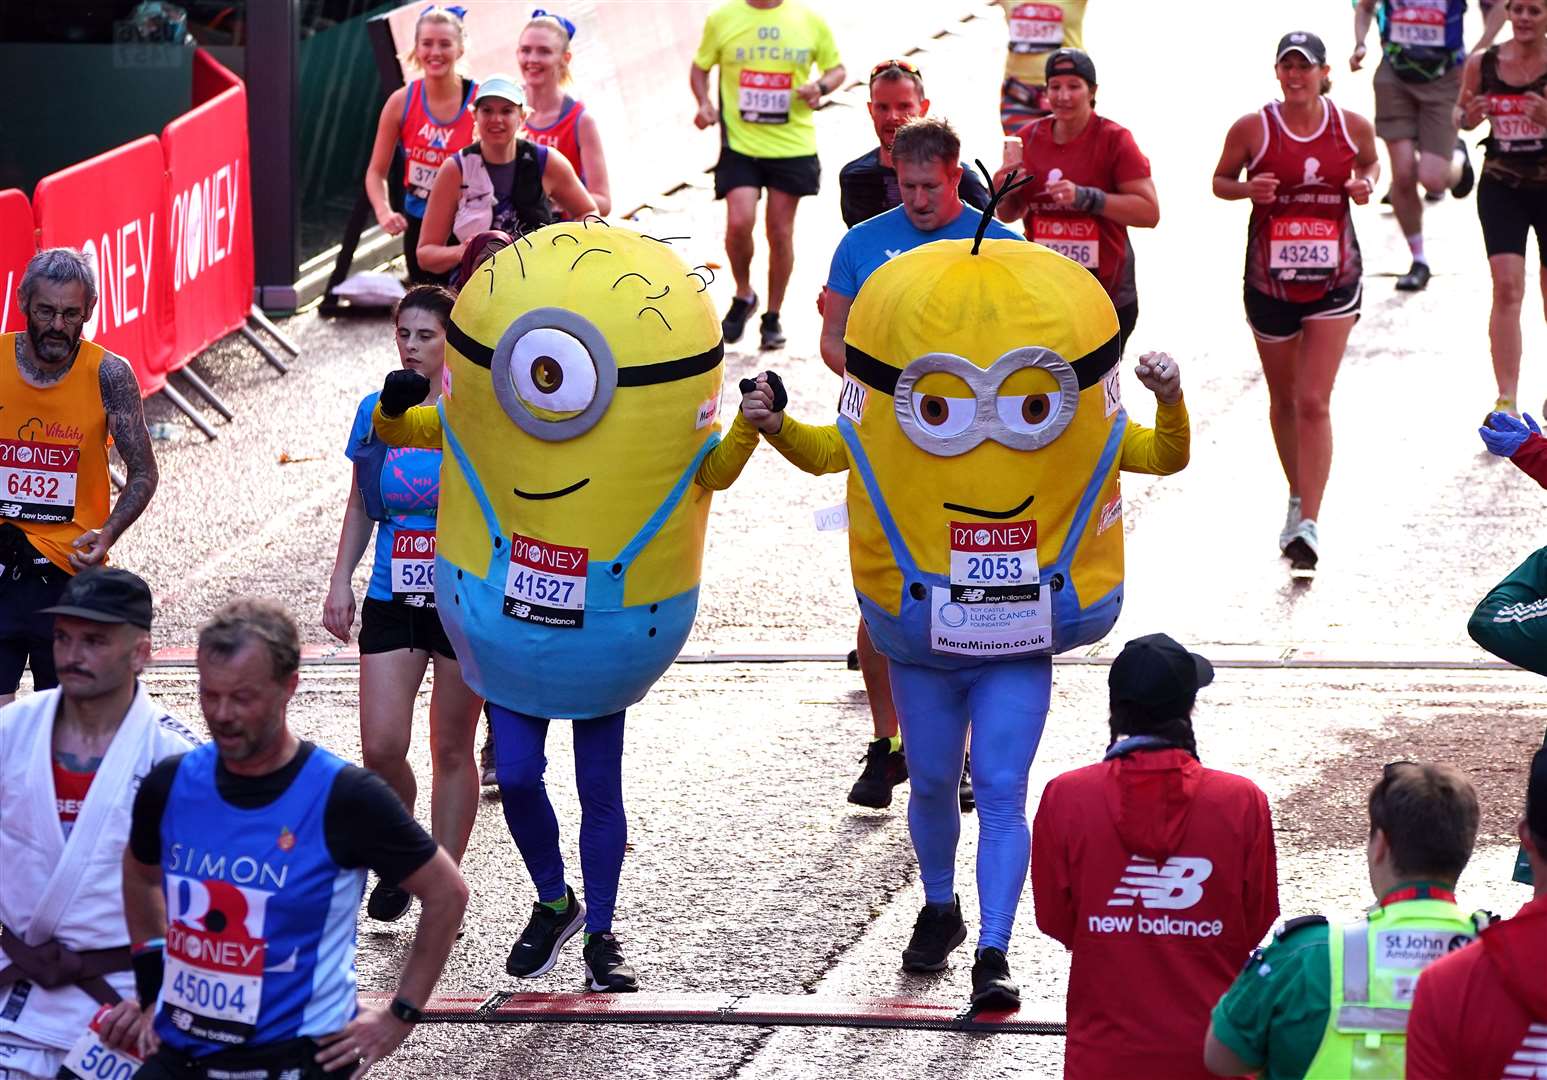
top-left (839, 413), bottom-right (1126, 951)
top-left (433, 399), bottom-right (719, 720)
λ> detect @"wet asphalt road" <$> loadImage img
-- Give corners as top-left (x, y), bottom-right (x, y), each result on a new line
top-left (81, 0), bottom-right (1547, 1076)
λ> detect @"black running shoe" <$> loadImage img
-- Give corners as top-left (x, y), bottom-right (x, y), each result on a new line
top-left (367, 880), bottom-right (412, 922)
top-left (1395, 260), bottom-right (1431, 291)
top-left (759, 312), bottom-right (786, 351)
top-left (959, 753), bottom-right (975, 814)
top-left (583, 932), bottom-right (639, 992)
top-left (848, 737), bottom-right (908, 809)
top-left (970, 947), bottom-right (1021, 1011)
top-left (846, 648), bottom-right (860, 671)
top-left (901, 896), bottom-right (967, 972)
top-left (479, 733), bottom-right (497, 788)
top-left (506, 886), bottom-right (585, 978)
top-left (721, 293), bottom-right (759, 344)
top-left (1451, 138), bottom-right (1474, 199)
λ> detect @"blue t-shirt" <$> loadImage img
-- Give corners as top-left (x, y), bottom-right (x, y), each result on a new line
top-left (345, 393), bottom-right (442, 602)
top-left (1379, 0), bottom-right (1467, 66)
top-left (826, 204), bottom-right (1022, 299)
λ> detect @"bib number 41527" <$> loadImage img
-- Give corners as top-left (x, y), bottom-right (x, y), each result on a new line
top-left (504, 532), bottom-right (588, 628)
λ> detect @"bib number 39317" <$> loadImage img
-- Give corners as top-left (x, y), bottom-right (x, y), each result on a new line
top-left (59, 1005), bottom-right (145, 1080)
top-left (504, 532), bottom-right (587, 628)
top-left (932, 520), bottom-right (1051, 657)
top-left (391, 529), bottom-right (436, 607)
top-left (739, 70), bottom-right (792, 124)
top-left (1008, 3), bottom-right (1065, 52)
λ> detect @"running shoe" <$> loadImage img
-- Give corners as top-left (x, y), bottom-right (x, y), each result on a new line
top-left (583, 932), bottom-right (639, 993)
top-left (366, 880), bottom-right (412, 923)
top-left (759, 312), bottom-right (787, 351)
top-left (1489, 397), bottom-right (1519, 425)
top-left (1278, 495), bottom-right (1303, 553)
top-left (902, 896), bottom-right (968, 972)
top-left (846, 648), bottom-right (860, 671)
top-left (1451, 138), bottom-right (1475, 199)
top-left (506, 886), bottom-right (586, 978)
top-left (1395, 260), bottom-right (1431, 292)
top-left (480, 734), bottom-right (497, 788)
top-left (848, 737), bottom-right (908, 809)
top-left (959, 753), bottom-right (975, 814)
top-left (721, 293), bottom-right (759, 344)
top-left (1283, 518), bottom-right (1319, 578)
top-left (970, 947), bottom-right (1021, 1012)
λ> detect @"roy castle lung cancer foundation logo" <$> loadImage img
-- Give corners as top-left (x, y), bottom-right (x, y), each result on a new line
top-left (1089, 856), bottom-right (1226, 938)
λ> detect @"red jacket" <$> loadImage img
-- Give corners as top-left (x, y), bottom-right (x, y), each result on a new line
top-left (1406, 894), bottom-right (1547, 1079)
top-left (1512, 432), bottom-right (1547, 487)
top-left (1031, 747), bottom-right (1279, 1080)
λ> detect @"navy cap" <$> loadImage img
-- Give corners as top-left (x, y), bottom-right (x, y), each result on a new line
top-left (1109, 633), bottom-right (1214, 706)
top-left (40, 567), bottom-right (153, 629)
top-left (1276, 31), bottom-right (1327, 66)
top-left (1044, 48), bottom-right (1097, 86)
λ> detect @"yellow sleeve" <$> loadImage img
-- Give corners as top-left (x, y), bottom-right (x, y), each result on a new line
top-left (1118, 396), bottom-right (1190, 476)
top-left (692, 7), bottom-right (721, 70)
top-left (765, 415), bottom-right (850, 475)
top-left (372, 402), bottom-right (444, 449)
top-left (695, 414), bottom-right (761, 491)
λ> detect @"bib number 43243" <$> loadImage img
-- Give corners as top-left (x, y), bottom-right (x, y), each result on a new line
top-left (1269, 217), bottom-right (1339, 280)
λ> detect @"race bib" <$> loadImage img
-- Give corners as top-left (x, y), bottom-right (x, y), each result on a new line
top-left (1033, 215), bottom-right (1100, 269)
top-left (0, 438), bottom-right (78, 523)
top-left (504, 532), bottom-right (587, 628)
top-left (163, 918), bottom-right (264, 1041)
top-left (407, 157), bottom-right (440, 196)
top-left (1008, 3), bottom-right (1064, 52)
top-left (739, 70), bottom-right (792, 124)
top-left (1268, 217), bottom-right (1339, 280)
top-left (932, 519), bottom-right (1050, 657)
top-left (948, 520), bottom-right (1038, 600)
top-left (838, 374), bottom-right (868, 425)
top-left (390, 529), bottom-right (436, 606)
top-left (59, 1006), bottom-right (145, 1080)
top-left (1389, 4), bottom-right (1446, 47)
top-left (1489, 95), bottom-right (1547, 149)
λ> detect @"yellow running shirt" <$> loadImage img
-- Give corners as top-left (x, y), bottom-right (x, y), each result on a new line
top-left (694, 0), bottom-right (841, 159)
top-left (999, 0), bottom-right (1087, 83)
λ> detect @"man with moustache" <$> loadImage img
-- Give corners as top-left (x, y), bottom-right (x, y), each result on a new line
top-left (0, 249), bottom-right (159, 706)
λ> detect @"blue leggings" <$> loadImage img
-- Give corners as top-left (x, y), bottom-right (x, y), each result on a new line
top-left (488, 704), bottom-right (627, 934)
top-left (888, 657), bottom-right (1051, 953)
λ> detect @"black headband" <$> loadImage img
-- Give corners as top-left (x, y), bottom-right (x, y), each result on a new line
top-left (448, 318), bottom-right (724, 387)
top-left (844, 332), bottom-right (1120, 396)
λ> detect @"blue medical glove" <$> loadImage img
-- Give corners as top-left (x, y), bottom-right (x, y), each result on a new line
top-left (1479, 412), bottom-right (1540, 457)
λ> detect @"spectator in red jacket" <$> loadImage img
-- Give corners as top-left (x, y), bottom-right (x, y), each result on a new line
top-left (1473, 413), bottom-right (1547, 675)
top-left (1406, 728), bottom-right (1547, 1079)
top-left (1032, 633), bottom-right (1279, 1079)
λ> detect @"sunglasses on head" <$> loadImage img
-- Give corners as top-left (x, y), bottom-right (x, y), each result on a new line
top-left (870, 58), bottom-right (921, 78)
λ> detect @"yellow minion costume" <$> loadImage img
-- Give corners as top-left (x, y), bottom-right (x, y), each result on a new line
top-left (758, 215), bottom-right (1189, 999)
top-left (373, 221), bottom-right (759, 975)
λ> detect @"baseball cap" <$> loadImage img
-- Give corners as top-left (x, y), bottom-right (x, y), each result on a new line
top-left (1276, 31), bottom-right (1328, 66)
top-left (1530, 728), bottom-right (1547, 839)
top-left (474, 74), bottom-right (525, 108)
top-left (1044, 48), bottom-right (1097, 86)
top-left (41, 567), bottom-right (153, 630)
top-left (1109, 633), bottom-right (1214, 706)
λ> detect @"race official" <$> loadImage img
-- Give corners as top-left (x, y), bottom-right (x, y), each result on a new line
top-left (112, 599), bottom-right (468, 1079)
top-left (1206, 762), bottom-right (1484, 1080)
top-left (1, 249), bottom-right (158, 706)
top-left (1031, 634), bottom-right (1278, 1079)
top-left (0, 569), bottom-right (194, 1080)
top-left (1406, 729), bottom-right (1547, 1078)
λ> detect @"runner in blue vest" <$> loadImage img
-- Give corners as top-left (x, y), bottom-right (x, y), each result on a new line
top-left (110, 599), bottom-right (467, 1079)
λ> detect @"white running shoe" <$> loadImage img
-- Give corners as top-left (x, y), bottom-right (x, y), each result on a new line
top-left (1284, 518), bottom-right (1319, 577)
top-left (1278, 496), bottom-right (1303, 553)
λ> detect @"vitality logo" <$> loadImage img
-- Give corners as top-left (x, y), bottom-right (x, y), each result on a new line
top-left (1107, 856), bottom-right (1213, 910)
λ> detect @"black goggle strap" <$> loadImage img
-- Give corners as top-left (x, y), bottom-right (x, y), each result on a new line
top-left (447, 318), bottom-right (724, 386)
top-left (844, 332), bottom-right (1120, 395)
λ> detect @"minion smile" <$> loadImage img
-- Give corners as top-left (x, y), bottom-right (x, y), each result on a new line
top-left (514, 478), bottom-right (590, 500)
top-left (942, 493), bottom-right (1035, 520)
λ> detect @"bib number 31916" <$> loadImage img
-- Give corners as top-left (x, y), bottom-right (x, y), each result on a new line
top-left (504, 532), bottom-right (587, 628)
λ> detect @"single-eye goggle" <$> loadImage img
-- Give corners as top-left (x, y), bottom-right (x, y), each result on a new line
top-left (844, 333), bottom-right (1119, 457)
top-left (447, 308), bottom-right (723, 442)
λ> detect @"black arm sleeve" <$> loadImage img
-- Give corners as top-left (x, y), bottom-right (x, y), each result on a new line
top-left (959, 164), bottom-right (993, 212)
top-left (323, 766), bottom-right (439, 884)
top-left (129, 754), bottom-right (185, 865)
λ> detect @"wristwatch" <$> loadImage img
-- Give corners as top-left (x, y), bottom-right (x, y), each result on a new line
top-left (389, 996), bottom-right (425, 1024)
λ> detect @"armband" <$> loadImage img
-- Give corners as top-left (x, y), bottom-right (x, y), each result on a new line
top-left (389, 996), bottom-right (426, 1024)
top-left (1073, 186), bottom-right (1107, 215)
top-left (131, 939), bottom-right (165, 1006)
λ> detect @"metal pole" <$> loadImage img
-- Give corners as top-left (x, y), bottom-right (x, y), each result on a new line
top-left (158, 384), bottom-right (219, 440)
top-left (175, 366), bottom-right (235, 421)
top-left (247, 306), bottom-right (301, 355)
top-left (241, 325), bottom-right (291, 374)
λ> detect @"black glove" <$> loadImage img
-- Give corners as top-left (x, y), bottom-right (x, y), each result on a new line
top-left (380, 370), bottom-right (431, 418)
top-left (738, 371), bottom-right (788, 413)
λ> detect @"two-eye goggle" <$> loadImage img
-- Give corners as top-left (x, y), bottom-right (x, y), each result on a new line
top-left (843, 333), bottom-right (1119, 457)
top-left (447, 308), bottom-right (723, 442)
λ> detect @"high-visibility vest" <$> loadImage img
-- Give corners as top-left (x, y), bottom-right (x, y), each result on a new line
top-left (1303, 897), bottom-right (1481, 1078)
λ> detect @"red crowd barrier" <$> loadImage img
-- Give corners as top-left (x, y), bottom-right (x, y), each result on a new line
top-left (0, 189), bottom-right (36, 337)
top-left (33, 136), bottom-right (177, 395)
top-left (161, 51), bottom-right (255, 364)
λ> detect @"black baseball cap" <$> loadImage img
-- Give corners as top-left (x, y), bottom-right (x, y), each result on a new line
top-left (1276, 31), bottom-right (1328, 66)
top-left (41, 567), bottom-right (153, 629)
top-left (1530, 728), bottom-right (1547, 839)
top-left (1109, 633), bottom-right (1214, 706)
top-left (1044, 48), bottom-right (1097, 86)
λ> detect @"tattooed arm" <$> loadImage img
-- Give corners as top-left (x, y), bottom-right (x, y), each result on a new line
top-left (71, 355), bottom-right (159, 569)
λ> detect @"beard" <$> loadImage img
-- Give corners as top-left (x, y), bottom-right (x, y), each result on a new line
top-left (26, 320), bottom-right (80, 365)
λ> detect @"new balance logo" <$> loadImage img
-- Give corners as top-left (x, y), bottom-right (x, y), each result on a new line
top-left (1505, 1023), bottom-right (1547, 1077)
top-left (1107, 856), bottom-right (1213, 910)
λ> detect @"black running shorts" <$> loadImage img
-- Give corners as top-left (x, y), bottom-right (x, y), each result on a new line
top-left (1244, 282), bottom-right (1363, 342)
top-left (714, 147), bottom-right (821, 199)
top-left (1478, 174), bottom-right (1547, 263)
top-left (358, 596), bottom-right (456, 658)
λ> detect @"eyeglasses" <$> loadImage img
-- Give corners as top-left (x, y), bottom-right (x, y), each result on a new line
top-left (30, 304), bottom-right (85, 327)
top-left (870, 58), bottom-right (921, 78)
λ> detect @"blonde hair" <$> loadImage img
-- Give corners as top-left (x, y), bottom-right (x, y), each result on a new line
top-left (402, 6), bottom-right (467, 73)
top-left (523, 15), bottom-right (573, 88)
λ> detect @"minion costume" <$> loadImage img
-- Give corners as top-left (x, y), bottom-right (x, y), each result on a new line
top-left (758, 219), bottom-right (1190, 987)
top-left (373, 222), bottom-right (759, 971)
